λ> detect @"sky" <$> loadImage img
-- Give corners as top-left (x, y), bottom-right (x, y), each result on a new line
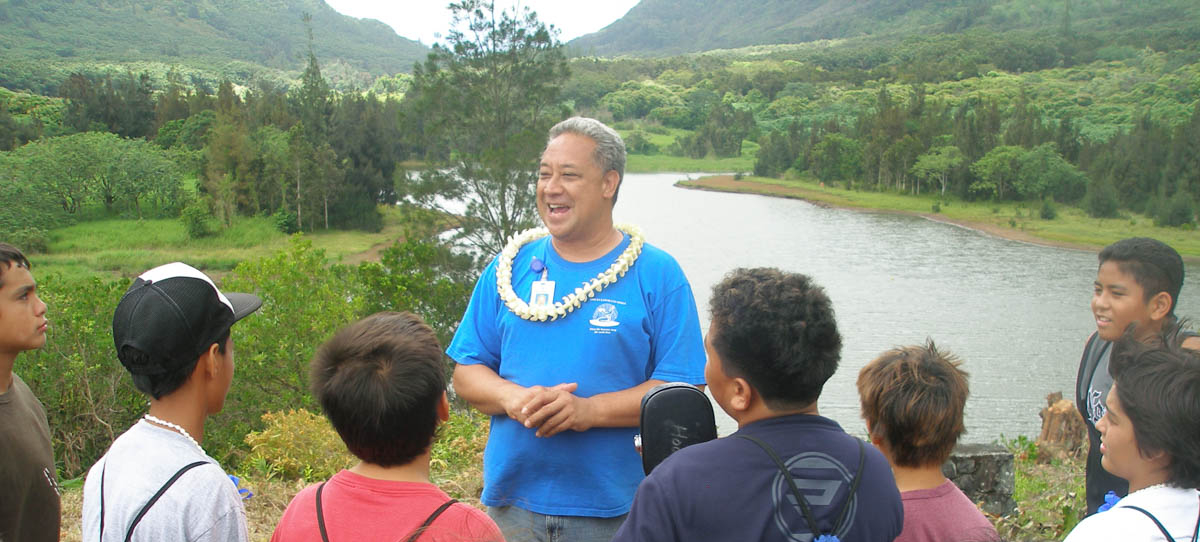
top-left (323, 1), bottom-right (642, 46)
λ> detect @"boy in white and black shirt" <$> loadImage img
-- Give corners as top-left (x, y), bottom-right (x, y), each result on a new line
top-left (82, 262), bottom-right (261, 542)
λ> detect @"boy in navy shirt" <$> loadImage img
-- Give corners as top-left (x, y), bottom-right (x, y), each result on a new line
top-left (614, 268), bottom-right (903, 542)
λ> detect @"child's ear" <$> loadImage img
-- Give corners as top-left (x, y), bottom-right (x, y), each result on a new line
top-left (728, 377), bottom-right (753, 412)
top-left (1148, 291), bottom-right (1173, 322)
top-left (437, 391), bottom-right (450, 422)
top-left (200, 342), bottom-right (223, 379)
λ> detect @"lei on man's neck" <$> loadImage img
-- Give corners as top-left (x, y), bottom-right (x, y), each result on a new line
top-left (496, 223), bottom-right (644, 321)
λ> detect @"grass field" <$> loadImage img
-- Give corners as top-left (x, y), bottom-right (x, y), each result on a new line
top-left (34, 206), bottom-right (414, 281)
top-left (682, 175), bottom-right (1200, 259)
top-left (617, 125), bottom-right (758, 173)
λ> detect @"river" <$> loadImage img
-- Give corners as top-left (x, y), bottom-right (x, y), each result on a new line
top-left (612, 173), bottom-right (1200, 441)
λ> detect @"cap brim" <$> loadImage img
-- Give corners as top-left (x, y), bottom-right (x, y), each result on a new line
top-left (226, 292), bottom-right (263, 321)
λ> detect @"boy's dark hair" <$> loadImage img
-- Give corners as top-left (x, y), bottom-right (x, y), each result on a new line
top-left (124, 329), bottom-right (230, 399)
top-left (311, 312), bottom-right (445, 467)
top-left (1109, 325), bottom-right (1200, 489)
top-left (0, 243), bottom-right (31, 288)
top-left (1099, 237), bottom-right (1184, 318)
top-left (857, 340), bottom-right (969, 468)
top-left (709, 268), bottom-right (841, 410)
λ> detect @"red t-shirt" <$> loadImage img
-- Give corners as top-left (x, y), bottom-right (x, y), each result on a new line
top-left (896, 480), bottom-right (1000, 542)
top-left (271, 470), bottom-right (503, 542)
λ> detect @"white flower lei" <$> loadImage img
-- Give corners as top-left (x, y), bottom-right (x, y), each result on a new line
top-left (496, 223), bottom-right (645, 321)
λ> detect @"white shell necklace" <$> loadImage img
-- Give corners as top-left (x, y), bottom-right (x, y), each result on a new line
top-left (144, 414), bottom-right (203, 452)
top-left (496, 223), bottom-right (644, 321)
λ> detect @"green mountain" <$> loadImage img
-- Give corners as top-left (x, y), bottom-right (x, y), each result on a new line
top-left (0, 0), bottom-right (429, 93)
top-left (568, 0), bottom-right (1200, 57)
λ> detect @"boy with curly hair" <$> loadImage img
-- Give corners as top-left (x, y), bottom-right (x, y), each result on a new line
top-left (614, 268), bottom-right (902, 542)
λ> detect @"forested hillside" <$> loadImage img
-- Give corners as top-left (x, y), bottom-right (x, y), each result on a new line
top-left (0, 0), bottom-right (428, 94)
top-left (570, 0), bottom-right (1200, 57)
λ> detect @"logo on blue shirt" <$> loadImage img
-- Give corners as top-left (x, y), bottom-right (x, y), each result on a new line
top-left (590, 303), bottom-right (620, 327)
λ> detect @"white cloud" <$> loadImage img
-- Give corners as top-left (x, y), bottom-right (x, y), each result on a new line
top-left (324, 1), bottom-right (640, 45)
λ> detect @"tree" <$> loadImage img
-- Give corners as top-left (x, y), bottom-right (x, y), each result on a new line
top-left (969, 145), bottom-right (1026, 200)
top-left (1014, 143), bottom-right (1088, 202)
top-left (406, 0), bottom-right (569, 256)
top-left (810, 134), bottom-right (863, 185)
top-left (911, 145), bottom-right (965, 197)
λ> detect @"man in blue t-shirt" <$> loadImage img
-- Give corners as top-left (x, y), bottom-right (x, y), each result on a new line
top-left (614, 268), bottom-right (904, 542)
top-left (447, 117), bottom-right (706, 542)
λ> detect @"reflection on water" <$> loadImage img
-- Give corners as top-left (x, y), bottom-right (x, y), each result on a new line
top-left (615, 173), bottom-right (1200, 441)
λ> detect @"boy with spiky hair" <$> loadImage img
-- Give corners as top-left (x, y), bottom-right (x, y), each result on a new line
top-left (271, 312), bottom-right (502, 542)
top-left (82, 262), bottom-right (261, 541)
top-left (614, 268), bottom-right (902, 542)
top-left (858, 341), bottom-right (999, 542)
top-left (0, 242), bottom-right (58, 542)
top-left (1065, 328), bottom-right (1200, 541)
top-left (1077, 237), bottom-right (1200, 514)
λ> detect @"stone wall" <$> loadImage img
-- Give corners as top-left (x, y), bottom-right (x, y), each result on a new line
top-left (944, 443), bottom-right (1016, 516)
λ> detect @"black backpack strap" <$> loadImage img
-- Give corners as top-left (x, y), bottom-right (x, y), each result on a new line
top-left (401, 499), bottom-right (459, 542)
top-left (316, 482), bottom-right (330, 542)
top-left (1076, 332), bottom-right (1102, 417)
top-left (737, 434), bottom-right (864, 539)
top-left (1122, 505), bottom-right (1174, 541)
top-left (99, 460), bottom-right (108, 539)
top-left (123, 460), bottom-right (210, 541)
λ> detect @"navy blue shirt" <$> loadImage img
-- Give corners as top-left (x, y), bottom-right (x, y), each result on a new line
top-left (614, 414), bottom-right (904, 542)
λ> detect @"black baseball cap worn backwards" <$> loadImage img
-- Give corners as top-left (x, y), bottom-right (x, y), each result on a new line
top-left (113, 262), bottom-right (261, 376)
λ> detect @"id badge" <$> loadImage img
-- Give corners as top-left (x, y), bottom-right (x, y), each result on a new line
top-left (530, 280), bottom-right (556, 308)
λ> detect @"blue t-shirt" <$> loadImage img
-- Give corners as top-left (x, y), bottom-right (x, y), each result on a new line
top-left (613, 414), bottom-right (905, 542)
top-left (447, 233), bottom-right (706, 517)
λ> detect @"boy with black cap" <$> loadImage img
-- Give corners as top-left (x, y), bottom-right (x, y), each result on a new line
top-left (82, 262), bottom-right (261, 542)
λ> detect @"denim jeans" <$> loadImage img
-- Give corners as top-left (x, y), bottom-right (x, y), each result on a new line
top-left (488, 505), bottom-right (628, 542)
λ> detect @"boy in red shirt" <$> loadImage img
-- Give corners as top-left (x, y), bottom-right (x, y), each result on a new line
top-left (272, 312), bottom-right (503, 542)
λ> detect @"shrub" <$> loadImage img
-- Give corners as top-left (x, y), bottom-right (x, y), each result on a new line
top-left (242, 409), bottom-right (355, 482)
top-left (624, 131), bottom-right (659, 155)
top-left (931, 201), bottom-right (941, 213)
top-left (1156, 191), bottom-right (1195, 227)
top-left (1083, 176), bottom-right (1120, 219)
top-left (181, 199), bottom-right (214, 238)
top-left (1040, 199), bottom-right (1058, 220)
top-left (271, 208), bottom-right (299, 234)
top-left (8, 227), bottom-right (49, 254)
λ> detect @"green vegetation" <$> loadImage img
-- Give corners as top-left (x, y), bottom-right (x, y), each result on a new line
top-left (994, 436), bottom-right (1085, 541)
top-left (22, 218), bottom-right (475, 478)
top-left (570, 0), bottom-right (1199, 59)
top-left (0, 0), bottom-right (428, 94)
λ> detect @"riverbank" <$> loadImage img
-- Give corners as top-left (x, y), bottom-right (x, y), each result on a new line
top-left (678, 175), bottom-right (1200, 261)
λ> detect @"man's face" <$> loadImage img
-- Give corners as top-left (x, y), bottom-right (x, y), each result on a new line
top-left (537, 132), bottom-right (620, 244)
top-left (1092, 261), bottom-right (1159, 341)
top-left (0, 263), bottom-right (49, 356)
